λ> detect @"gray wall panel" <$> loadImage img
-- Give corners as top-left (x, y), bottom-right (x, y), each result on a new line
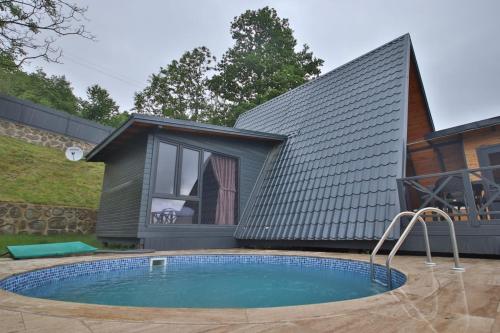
top-left (144, 235), bottom-right (237, 250)
top-left (238, 226), bottom-right (500, 255)
top-left (96, 134), bottom-right (148, 238)
top-left (0, 93), bottom-right (113, 144)
top-left (400, 223), bottom-right (500, 255)
top-left (138, 134), bottom-right (155, 227)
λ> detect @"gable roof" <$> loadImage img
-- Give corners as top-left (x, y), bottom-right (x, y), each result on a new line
top-left (86, 113), bottom-right (286, 161)
top-left (234, 34), bottom-right (413, 241)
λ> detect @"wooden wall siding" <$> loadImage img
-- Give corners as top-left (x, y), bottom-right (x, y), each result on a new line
top-left (463, 127), bottom-right (500, 169)
top-left (407, 147), bottom-right (442, 186)
top-left (96, 133), bottom-right (148, 238)
top-left (405, 56), bottom-right (439, 184)
top-left (406, 57), bottom-right (433, 143)
top-left (435, 141), bottom-right (467, 171)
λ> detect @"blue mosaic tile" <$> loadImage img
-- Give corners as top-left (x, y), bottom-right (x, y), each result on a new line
top-left (0, 255), bottom-right (406, 293)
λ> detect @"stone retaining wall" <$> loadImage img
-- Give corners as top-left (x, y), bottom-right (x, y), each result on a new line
top-left (0, 202), bottom-right (96, 235)
top-left (0, 119), bottom-right (95, 153)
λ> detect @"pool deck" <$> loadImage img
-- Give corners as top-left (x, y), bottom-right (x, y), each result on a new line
top-left (0, 249), bottom-right (499, 333)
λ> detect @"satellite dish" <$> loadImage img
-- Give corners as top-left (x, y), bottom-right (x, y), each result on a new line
top-left (65, 147), bottom-right (84, 161)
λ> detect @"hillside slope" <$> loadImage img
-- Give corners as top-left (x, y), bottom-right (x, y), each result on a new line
top-left (0, 135), bottom-right (104, 208)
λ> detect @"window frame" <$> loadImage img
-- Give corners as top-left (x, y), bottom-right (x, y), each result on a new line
top-left (477, 143), bottom-right (500, 184)
top-left (477, 144), bottom-right (500, 168)
top-left (148, 136), bottom-right (240, 226)
top-left (153, 141), bottom-right (178, 196)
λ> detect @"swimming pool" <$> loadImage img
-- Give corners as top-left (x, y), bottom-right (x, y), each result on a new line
top-left (0, 255), bottom-right (406, 308)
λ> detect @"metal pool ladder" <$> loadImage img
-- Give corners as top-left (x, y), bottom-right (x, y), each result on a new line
top-left (370, 207), bottom-right (465, 289)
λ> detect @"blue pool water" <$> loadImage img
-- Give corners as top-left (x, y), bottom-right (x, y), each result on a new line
top-left (1, 255), bottom-right (406, 308)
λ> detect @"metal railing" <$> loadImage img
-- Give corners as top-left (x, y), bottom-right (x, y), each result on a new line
top-left (371, 207), bottom-right (465, 289)
top-left (397, 165), bottom-right (500, 225)
top-left (370, 211), bottom-right (434, 285)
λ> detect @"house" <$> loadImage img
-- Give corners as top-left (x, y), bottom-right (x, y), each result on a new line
top-left (86, 115), bottom-right (286, 249)
top-left (400, 115), bottom-right (500, 254)
top-left (87, 34), bottom-right (500, 254)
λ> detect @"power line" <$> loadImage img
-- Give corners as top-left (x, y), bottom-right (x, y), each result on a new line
top-left (62, 52), bottom-right (145, 88)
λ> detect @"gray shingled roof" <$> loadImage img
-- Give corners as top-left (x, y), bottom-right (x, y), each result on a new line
top-left (234, 34), bottom-right (412, 241)
top-left (86, 113), bottom-right (286, 161)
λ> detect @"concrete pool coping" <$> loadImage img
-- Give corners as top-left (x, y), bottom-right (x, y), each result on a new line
top-left (0, 249), bottom-right (499, 332)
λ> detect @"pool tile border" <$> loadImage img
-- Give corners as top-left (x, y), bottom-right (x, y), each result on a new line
top-left (0, 254), bottom-right (406, 295)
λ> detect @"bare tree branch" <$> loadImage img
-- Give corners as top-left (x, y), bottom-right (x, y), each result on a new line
top-left (0, 0), bottom-right (95, 67)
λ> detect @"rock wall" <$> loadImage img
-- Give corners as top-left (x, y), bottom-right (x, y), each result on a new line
top-left (0, 119), bottom-right (95, 153)
top-left (0, 202), bottom-right (96, 235)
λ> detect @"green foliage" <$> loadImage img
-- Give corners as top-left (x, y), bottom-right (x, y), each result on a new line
top-left (80, 84), bottom-right (127, 127)
top-left (0, 135), bottom-right (104, 209)
top-left (135, 47), bottom-right (216, 121)
top-left (209, 7), bottom-right (323, 125)
top-left (0, 55), bottom-right (80, 114)
top-left (0, 55), bottom-right (127, 127)
top-left (105, 112), bottom-right (129, 128)
top-left (210, 7), bottom-right (322, 103)
top-left (135, 7), bottom-right (323, 126)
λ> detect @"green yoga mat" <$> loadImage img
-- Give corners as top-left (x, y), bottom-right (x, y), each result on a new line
top-left (7, 241), bottom-right (97, 259)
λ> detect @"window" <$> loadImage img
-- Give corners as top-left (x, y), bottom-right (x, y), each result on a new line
top-left (180, 148), bottom-right (199, 196)
top-left (488, 152), bottom-right (500, 184)
top-left (478, 144), bottom-right (500, 184)
top-left (150, 141), bottom-right (238, 225)
top-left (151, 199), bottom-right (199, 225)
top-left (154, 143), bottom-right (177, 194)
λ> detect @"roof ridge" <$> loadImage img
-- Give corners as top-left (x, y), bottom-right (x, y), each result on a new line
top-left (234, 33), bottom-right (411, 126)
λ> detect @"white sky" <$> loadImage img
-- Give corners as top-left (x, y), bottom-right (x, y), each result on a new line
top-left (24, 0), bottom-right (500, 129)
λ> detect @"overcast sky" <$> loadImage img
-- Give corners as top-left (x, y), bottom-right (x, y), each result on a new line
top-left (25, 0), bottom-right (499, 129)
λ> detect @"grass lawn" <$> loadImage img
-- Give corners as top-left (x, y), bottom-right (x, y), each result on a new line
top-left (0, 135), bottom-right (104, 209)
top-left (0, 234), bottom-right (103, 253)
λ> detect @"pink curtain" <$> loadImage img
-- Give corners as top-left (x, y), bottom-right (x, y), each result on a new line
top-left (210, 155), bottom-right (237, 225)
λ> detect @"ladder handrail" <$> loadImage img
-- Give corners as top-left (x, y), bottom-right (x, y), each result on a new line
top-left (370, 211), bottom-right (434, 282)
top-left (385, 207), bottom-right (465, 289)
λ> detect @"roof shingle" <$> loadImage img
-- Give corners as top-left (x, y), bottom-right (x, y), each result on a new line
top-left (234, 35), bottom-right (411, 241)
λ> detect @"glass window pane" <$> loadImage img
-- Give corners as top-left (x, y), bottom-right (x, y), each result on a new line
top-left (155, 142), bottom-right (177, 194)
top-left (150, 198), bottom-right (198, 225)
top-left (201, 152), bottom-right (238, 225)
top-left (488, 152), bottom-right (500, 183)
top-left (203, 151), bottom-right (212, 163)
top-left (180, 148), bottom-right (199, 196)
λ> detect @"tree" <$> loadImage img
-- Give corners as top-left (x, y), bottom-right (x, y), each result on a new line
top-left (80, 84), bottom-right (125, 127)
top-left (0, 55), bottom-right (80, 114)
top-left (208, 7), bottom-right (323, 125)
top-left (0, 56), bottom-right (126, 127)
top-left (0, 0), bottom-right (94, 67)
top-left (135, 7), bottom-right (323, 126)
top-left (134, 46), bottom-right (215, 121)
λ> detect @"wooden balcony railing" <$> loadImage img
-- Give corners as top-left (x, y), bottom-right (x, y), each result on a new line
top-left (397, 165), bottom-right (500, 225)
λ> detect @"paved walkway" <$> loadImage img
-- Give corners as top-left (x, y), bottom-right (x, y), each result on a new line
top-left (0, 249), bottom-right (499, 332)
